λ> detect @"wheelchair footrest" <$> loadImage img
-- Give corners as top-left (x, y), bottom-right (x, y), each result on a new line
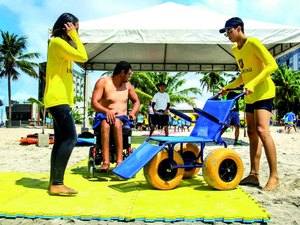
top-left (113, 142), bottom-right (166, 179)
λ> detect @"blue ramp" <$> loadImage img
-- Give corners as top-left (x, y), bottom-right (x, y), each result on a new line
top-left (113, 142), bottom-right (166, 179)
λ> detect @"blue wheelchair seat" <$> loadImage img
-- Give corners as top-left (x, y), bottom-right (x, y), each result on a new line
top-left (113, 94), bottom-right (241, 179)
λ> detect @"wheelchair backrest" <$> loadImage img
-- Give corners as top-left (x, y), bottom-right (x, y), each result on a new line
top-left (190, 98), bottom-right (235, 140)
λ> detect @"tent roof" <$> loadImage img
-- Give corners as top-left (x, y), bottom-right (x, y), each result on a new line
top-left (78, 2), bottom-right (300, 72)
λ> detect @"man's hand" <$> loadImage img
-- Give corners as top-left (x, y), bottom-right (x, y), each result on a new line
top-left (105, 109), bottom-right (116, 125)
top-left (243, 88), bottom-right (253, 95)
top-left (219, 89), bottom-right (228, 96)
top-left (128, 114), bottom-right (136, 121)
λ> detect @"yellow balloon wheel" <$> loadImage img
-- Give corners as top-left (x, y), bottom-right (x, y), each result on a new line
top-left (202, 148), bottom-right (244, 190)
top-left (174, 143), bottom-right (202, 178)
top-left (143, 149), bottom-right (184, 190)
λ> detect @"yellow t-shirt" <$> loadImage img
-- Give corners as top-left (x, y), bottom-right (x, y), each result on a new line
top-left (44, 29), bottom-right (88, 108)
top-left (224, 37), bottom-right (278, 104)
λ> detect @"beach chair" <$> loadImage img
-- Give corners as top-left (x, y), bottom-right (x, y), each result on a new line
top-left (113, 93), bottom-right (244, 190)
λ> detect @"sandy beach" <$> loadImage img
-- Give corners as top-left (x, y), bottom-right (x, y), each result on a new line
top-left (0, 125), bottom-right (299, 225)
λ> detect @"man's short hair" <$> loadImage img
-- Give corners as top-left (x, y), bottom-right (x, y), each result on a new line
top-left (113, 61), bottom-right (132, 76)
top-left (157, 81), bottom-right (166, 87)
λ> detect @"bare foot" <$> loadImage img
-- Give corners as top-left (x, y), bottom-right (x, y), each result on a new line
top-left (49, 184), bottom-right (78, 196)
top-left (239, 173), bottom-right (260, 186)
top-left (263, 176), bottom-right (280, 191)
top-left (116, 161), bottom-right (123, 167)
top-left (99, 163), bottom-right (110, 172)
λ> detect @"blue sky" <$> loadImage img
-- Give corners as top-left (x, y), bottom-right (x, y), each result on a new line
top-left (0, 0), bottom-right (299, 109)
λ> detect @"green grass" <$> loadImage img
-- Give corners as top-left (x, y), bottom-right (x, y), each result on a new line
top-left (131, 135), bottom-right (148, 144)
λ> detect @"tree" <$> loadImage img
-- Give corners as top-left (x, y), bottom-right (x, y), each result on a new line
top-left (272, 64), bottom-right (300, 116)
top-left (129, 71), bottom-right (202, 115)
top-left (197, 71), bottom-right (226, 94)
top-left (0, 31), bottom-right (40, 127)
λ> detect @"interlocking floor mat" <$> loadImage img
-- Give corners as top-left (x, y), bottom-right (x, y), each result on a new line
top-left (0, 160), bottom-right (270, 223)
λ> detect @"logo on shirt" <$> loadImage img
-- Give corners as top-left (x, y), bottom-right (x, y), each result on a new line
top-left (238, 58), bottom-right (244, 69)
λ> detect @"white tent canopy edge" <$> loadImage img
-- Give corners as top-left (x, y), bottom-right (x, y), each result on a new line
top-left (78, 2), bottom-right (300, 72)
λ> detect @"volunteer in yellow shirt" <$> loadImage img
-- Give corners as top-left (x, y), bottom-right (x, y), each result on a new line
top-left (44, 13), bottom-right (88, 196)
top-left (219, 17), bottom-right (279, 191)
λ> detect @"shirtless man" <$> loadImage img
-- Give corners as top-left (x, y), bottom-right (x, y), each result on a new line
top-left (91, 61), bottom-right (140, 171)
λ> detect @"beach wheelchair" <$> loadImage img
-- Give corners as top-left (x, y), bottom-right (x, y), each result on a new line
top-left (88, 113), bottom-right (134, 178)
top-left (113, 93), bottom-right (244, 190)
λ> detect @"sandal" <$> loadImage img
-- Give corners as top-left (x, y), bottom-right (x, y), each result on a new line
top-left (99, 163), bottom-right (110, 172)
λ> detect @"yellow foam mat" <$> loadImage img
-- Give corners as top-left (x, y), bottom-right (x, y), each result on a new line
top-left (0, 160), bottom-right (270, 223)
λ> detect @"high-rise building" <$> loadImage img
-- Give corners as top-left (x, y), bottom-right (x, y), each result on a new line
top-left (276, 48), bottom-right (300, 71)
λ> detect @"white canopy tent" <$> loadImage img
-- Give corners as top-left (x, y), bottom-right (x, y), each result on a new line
top-left (77, 2), bottom-right (300, 128)
top-left (78, 2), bottom-right (300, 72)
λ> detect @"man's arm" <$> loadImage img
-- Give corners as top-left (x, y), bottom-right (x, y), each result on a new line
top-left (128, 83), bottom-right (140, 120)
top-left (91, 78), bottom-right (106, 113)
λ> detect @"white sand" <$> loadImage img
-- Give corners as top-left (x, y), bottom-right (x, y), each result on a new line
top-left (0, 125), bottom-right (299, 225)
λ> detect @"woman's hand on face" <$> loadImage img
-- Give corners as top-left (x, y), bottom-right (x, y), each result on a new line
top-left (64, 22), bottom-right (75, 33)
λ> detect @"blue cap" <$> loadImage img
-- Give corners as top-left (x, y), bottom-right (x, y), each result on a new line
top-left (219, 17), bottom-right (244, 33)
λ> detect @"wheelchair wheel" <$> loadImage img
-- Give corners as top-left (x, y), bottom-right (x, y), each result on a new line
top-left (143, 149), bottom-right (184, 190)
top-left (202, 148), bottom-right (243, 190)
top-left (174, 143), bottom-right (201, 179)
top-left (88, 158), bottom-right (95, 178)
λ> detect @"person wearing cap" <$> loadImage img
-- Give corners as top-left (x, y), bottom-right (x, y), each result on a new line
top-left (219, 17), bottom-right (279, 191)
top-left (149, 82), bottom-right (170, 136)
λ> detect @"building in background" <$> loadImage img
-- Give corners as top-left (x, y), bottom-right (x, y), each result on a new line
top-left (276, 48), bottom-right (300, 71)
top-left (5, 62), bottom-right (89, 127)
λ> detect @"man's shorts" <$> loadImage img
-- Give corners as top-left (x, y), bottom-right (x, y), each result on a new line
top-left (225, 111), bottom-right (240, 128)
top-left (152, 114), bottom-right (169, 126)
top-left (230, 111), bottom-right (240, 126)
top-left (245, 98), bottom-right (273, 113)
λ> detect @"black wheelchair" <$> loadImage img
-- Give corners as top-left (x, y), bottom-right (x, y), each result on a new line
top-left (87, 114), bottom-right (134, 178)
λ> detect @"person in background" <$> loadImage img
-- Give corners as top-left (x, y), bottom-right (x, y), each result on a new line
top-left (219, 17), bottom-right (279, 191)
top-left (172, 116), bottom-right (178, 133)
top-left (44, 13), bottom-right (88, 196)
top-left (149, 82), bottom-right (170, 137)
top-left (136, 113), bottom-right (144, 131)
top-left (185, 120), bottom-right (191, 132)
top-left (221, 91), bottom-right (242, 145)
top-left (283, 111), bottom-right (296, 134)
top-left (91, 61), bottom-right (140, 171)
top-left (147, 102), bottom-right (154, 130)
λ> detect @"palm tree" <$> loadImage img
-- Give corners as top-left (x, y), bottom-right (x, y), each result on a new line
top-left (197, 71), bottom-right (226, 94)
top-left (130, 71), bottom-right (202, 115)
top-left (272, 64), bottom-right (300, 116)
top-left (0, 31), bottom-right (40, 127)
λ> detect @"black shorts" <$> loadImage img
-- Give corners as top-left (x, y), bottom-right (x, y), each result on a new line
top-left (152, 114), bottom-right (169, 126)
top-left (245, 98), bottom-right (273, 113)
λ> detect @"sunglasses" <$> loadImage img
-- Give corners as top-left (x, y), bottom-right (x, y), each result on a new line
top-left (224, 28), bottom-right (234, 37)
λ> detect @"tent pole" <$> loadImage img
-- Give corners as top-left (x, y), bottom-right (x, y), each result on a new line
top-left (81, 69), bottom-right (89, 133)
